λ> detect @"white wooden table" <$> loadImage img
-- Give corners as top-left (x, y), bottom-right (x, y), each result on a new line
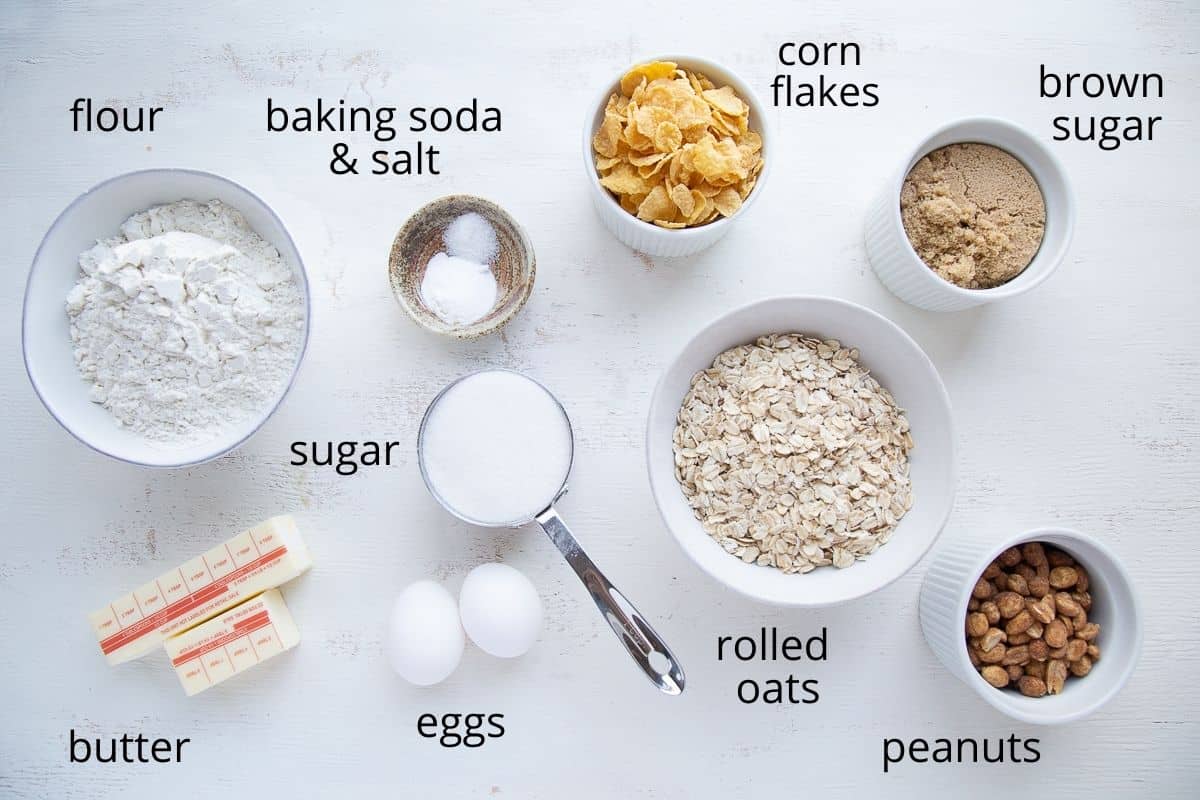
top-left (2, 1), bottom-right (1196, 796)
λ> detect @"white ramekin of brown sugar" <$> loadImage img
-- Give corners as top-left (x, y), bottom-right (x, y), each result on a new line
top-left (865, 117), bottom-right (1075, 312)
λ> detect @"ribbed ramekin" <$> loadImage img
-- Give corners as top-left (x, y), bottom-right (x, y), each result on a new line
top-left (582, 55), bottom-right (772, 259)
top-left (865, 117), bottom-right (1075, 312)
top-left (920, 526), bottom-right (1141, 724)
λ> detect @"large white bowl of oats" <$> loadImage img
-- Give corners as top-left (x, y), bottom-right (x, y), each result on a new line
top-left (647, 296), bottom-right (955, 606)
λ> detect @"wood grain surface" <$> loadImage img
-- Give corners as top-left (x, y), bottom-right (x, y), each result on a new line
top-left (1, 1), bottom-right (1196, 797)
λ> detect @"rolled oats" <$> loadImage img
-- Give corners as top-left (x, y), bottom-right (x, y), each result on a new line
top-left (672, 334), bottom-right (914, 574)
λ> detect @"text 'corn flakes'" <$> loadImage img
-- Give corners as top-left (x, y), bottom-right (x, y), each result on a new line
top-left (593, 61), bottom-right (765, 229)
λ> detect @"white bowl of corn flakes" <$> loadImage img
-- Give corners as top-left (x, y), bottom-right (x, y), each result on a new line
top-left (584, 56), bottom-right (771, 258)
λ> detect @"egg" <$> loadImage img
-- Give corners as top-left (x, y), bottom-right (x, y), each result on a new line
top-left (387, 580), bottom-right (465, 686)
top-left (459, 563), bottom-right (543, 658)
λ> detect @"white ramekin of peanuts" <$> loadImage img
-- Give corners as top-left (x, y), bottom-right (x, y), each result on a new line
top-left (920, 527), bottom-right (1142, 724)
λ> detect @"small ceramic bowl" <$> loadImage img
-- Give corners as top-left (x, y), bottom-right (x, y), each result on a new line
top-left (389, 195), bottom-right (535, 339)
top-left (920, 526), bottom-right (1141, 724)
top-left (22, 168), bottom-right (310, 468)
top-left (582, 55), bottom-right (773, 259)
top-left (647, 295), bottom-right (956, 606)
top-left (865, 117), bottom-right (1075, 311)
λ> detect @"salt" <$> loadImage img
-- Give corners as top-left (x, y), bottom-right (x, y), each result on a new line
top-left (419, 371), bottom-right (573, 526)
top-left (419, 212), bottom-right (500, 326)
top-left (443, 211), bottom-right (499, 263)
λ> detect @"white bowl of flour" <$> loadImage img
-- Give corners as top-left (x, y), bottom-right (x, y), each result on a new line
top-left (23, 169), bottom-right (309, 467)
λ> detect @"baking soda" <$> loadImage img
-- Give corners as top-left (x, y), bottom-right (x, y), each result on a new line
top-left (420, 370), bottom-right (572, 526)
top-left (420, 252), bottom-right (497, 326)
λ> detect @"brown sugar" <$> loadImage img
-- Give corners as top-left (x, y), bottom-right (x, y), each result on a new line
top-left (900, 143), bottom-right (1045, 290)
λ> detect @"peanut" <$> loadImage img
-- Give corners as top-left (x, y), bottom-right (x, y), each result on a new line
top-left (1044, 619), bottom-right (1069, 649)
top-left (1054, 592), bottom-right (1082, 617)
top-left (972, 576), bottom-right (996, 600)
top-left (998, 546), bottom-right (1022, 567)
top-left (1046, 660), bottom-right (1068, 695)
top-left (996, 592), bottom-right (1024, 619)
top-left (1075, 566), bottom-right (1090, 592)
top-left (979, 643), bottom-right (1007, 664)
top-left (981, 665), bottom-right (1009, 688)
top-left (963, 539), bottom-right (1102, 699)
top-left (1066, 638), bottom-right (1088, 662)
top-left (1029, 639), bottom-right (1049, 662)
top-left (1049, 565), bottom-right (1079, 589)
top-left (1047, 548), bottom-right (1075, 567)
top-left (1006, 610), bottom-right (1034, 636)
top-left (1003, 645), bottom-right (1030, 666)
top-left (1030, 595), bottom-right (1057, 624)
top-left (980, 628), bottom-right (1007, 652)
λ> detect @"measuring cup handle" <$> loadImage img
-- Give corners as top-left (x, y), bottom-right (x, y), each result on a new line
top-left (535, 506), bottom-right (685, 695)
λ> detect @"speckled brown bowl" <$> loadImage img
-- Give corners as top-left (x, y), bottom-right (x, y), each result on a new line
top-left (389, 195), bottom-right (535, 339)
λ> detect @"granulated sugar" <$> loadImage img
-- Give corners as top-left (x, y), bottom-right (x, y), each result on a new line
top-left (420, 370), bottom-right (572, 525)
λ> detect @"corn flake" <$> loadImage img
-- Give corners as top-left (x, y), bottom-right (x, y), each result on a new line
top-left (636, 184), bottom-right (675, 222)
top-left (713, 187), bottom-right (743, 217)
top-left (670, 183), bottom-right (695, 217)
top-left (620, 61), bottom-right (680, 96)
top-left (592, 60), bottom-right (764, 228)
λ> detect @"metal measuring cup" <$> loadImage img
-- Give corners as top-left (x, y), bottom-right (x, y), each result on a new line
top-left (417, 369), bottom-right (685, 695)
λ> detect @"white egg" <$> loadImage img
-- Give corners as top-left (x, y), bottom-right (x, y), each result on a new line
top-left (387, 580), bottom-right (465, 686)
top-left (459, 563), bottom-right (543, 658)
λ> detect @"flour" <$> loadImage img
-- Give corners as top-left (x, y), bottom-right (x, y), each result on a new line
top-left (66, 200), bottom-right (305, 442)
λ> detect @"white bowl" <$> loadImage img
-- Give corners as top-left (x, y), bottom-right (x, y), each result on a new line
top-left (865, 117), bottom-right (1075, 311)
top-left (22, 168), bottom-right (310, 468)
top-left (920, 526), bottom-right (1142, 724)
top-left (582, 54), bottom-right (773, 258)
top-left (647, 296), bottom-right (955, 606)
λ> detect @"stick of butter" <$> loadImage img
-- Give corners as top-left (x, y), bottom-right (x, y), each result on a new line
top-left (164, 589), bottom-right (300, 696)
top-left (88, 515), bottom-right (312, 665)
